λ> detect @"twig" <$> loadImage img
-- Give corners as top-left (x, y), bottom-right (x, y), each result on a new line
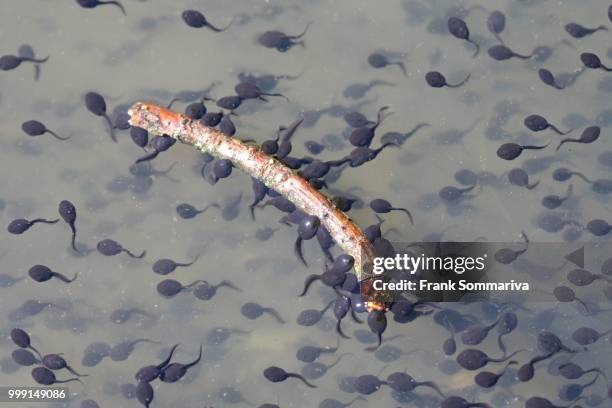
top-left (128, 102), bottom-right (389, 310)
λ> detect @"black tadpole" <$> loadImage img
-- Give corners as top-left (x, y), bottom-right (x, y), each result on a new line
top-left (565, 22), bottom-right (608, 38)
top-left (425, 71), bottom-right (471, 88)
top-left (22, 120), bottom-right (69, 140)
top-left (135, 135), bottom-right (176, 163)
top-left (11, 328), bottom-right (42, 358)
top-left (496, 142), bottom-right (549, 161)
top-left (487, 10), bottom-right (506, 44)
top-left (135, 344), bottom-right (179, 382)
top-left (0, 54), bottom-right (49, 71)
top-left (447, 17), bottom-right (479, 57)
top-left (524, 114), bottom-right (571, 135)
top-left (18, 45), bottom-right (42, 81)
top-left (76, 0), bottom-right (126, 15)
top-left (580, 52), bottom-right (612, 72)
top-left (365, 310), bottom-right (387, 352)
top-left (367, 53), bottom-right (407, 76)
top-left (538, 69), bottom-right (564, 90)
top-left (29, 265), bottom-right (78, 283)
top-left (31, 366), bottom-right (83, 386)
top-left (97, 239), bottom-right (146, 258)
top-left (369, 198), bottom-right (413, 224)
top-left (58, 200), bottom-right (78, 251)
top-left (235, 82), bottom-right (288, 101)
top-left (556, 126), bottom-right (600, 150)
top-left (85, 92), bottom-right (116, 142)
top-left (263, 366), bottom-right (317, 388)
top-left (42, 353), bottom-right (87, 377)
top-left (182, 9), bottom-right (235, 32)
top-left (488, 45), bottom-right (533, 61)
top-left (8, 217), bottom-right (59, 235)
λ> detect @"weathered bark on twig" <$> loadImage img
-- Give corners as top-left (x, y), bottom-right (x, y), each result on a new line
top-left (128, 102), bottom-right (387, 310)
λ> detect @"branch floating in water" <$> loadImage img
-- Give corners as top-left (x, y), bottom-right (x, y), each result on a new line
top-left (127, 102), bottom-right (389, 310)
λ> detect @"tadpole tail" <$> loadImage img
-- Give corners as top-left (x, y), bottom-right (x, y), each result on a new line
top-left (123, 248), bottom-right (146, 259)
top-left (177, 254), bottom-right (200, 267)
top-left (374, 106), bottom-right (392, 129)
top-left (34, 65), bottom-right (41, 81)
top-left (100, 0), bottom-right (126, 16)
top-left (418, 381), bottom-right (446, 398)
top-left (377, 141), bottom-right (401, 154)
top-left (364, 332), bottom-right (383, 352)
top-left (157, 161), bottom-right (177, 178)
top-left (279, 71), bottom-right (303, 81)
top-left (157, 344), bottom-right (179, 369)
top-left (184, 346), bottom-right (203, 370)
top-left (103, 114), bottom-right (117, 142)
top-left (574, 172), bottom-right (592, 183)
top-left (210, 15), bottom-right (237, 32)
top-left (514, 51), bottom-right (533, 59)
top-left (216, 280), bottom-right (242, 292)
top-left (395, 61), bottom-right (407, 77)
top-left (47, 130), bottom-right (70, 141)
top-left (293, 22), bottom-right (313, 40)
top-left (321, 299), bottom-right (335, 315)
top-left (350, 308), bottom-right (363, 324)
top-left (185, 280), bottom-right (207, 289)
top-left (491, 348), bottom-right (528, 363)
top-left (280, 117), bottom-right (304, 143)
top-left (448, 74), bottom-right (471, 88)
top-left (320, 244), bottom-right (334, 262)
top-left (54, 271), bottom-right (78, 283)
top-left (261, 92), bottom-right (289, 101)
top-left (403, 123), bottom-right (431, 141)
top-left (263, 308), bottom-right (286, 324)
top-left (576, 298), bottom-right (591, 315)
top-left (136, 149), bottom-right (160, 164)
top-left (523, 143), bottom-right (549, 150)
top-left (294, 236), bottom-right (307, 267)
top-left (32, 218), bottom-right (60, 226)
top-left (460, 184), bottom-right (477, 194)
top-left (299, 274), bottom-right (322, 297)
top-left (469, 40), bottom-right (480, 57)
top-left (556, 138), bottom-right (579, 151)
top-left (286, 372), bottom-right (317, 388)
top-left (601, 64), bottom-right (612, 72)
top-left (589, 368), bottom-right (608, 382)
top-left (165, 98), bottom-right (181, 109)
top-left (527, 181), bottom-right (540, 190)
top-left (57, 377), bottom-right (84, 385)
top-left (69, 227), bottom-right (78, 252)
top-left (66, 365), bottom-right (88, 377)
top-left (583, 373), bottom-right (601, 388)
top-left (497, 334), bottom-right (507, 356)
top-left (24, 56), bottom-right (49, 64)
top-left (206, 22), bottom-right (226, 32)
top-left (29, 345), bottom-right (43, 360)
top-left (552, 81), bottom-right (565, 90)
top-left (248, 204), bottom-right (259, 220)
top-left (327, 158), bottom-right (350, 167)
top-left (335, 318), bottom-right (351, 339)
top-left (550, 125), bottom-right (572, 135)
top-left (396, 208), bottom-right (414, 225)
